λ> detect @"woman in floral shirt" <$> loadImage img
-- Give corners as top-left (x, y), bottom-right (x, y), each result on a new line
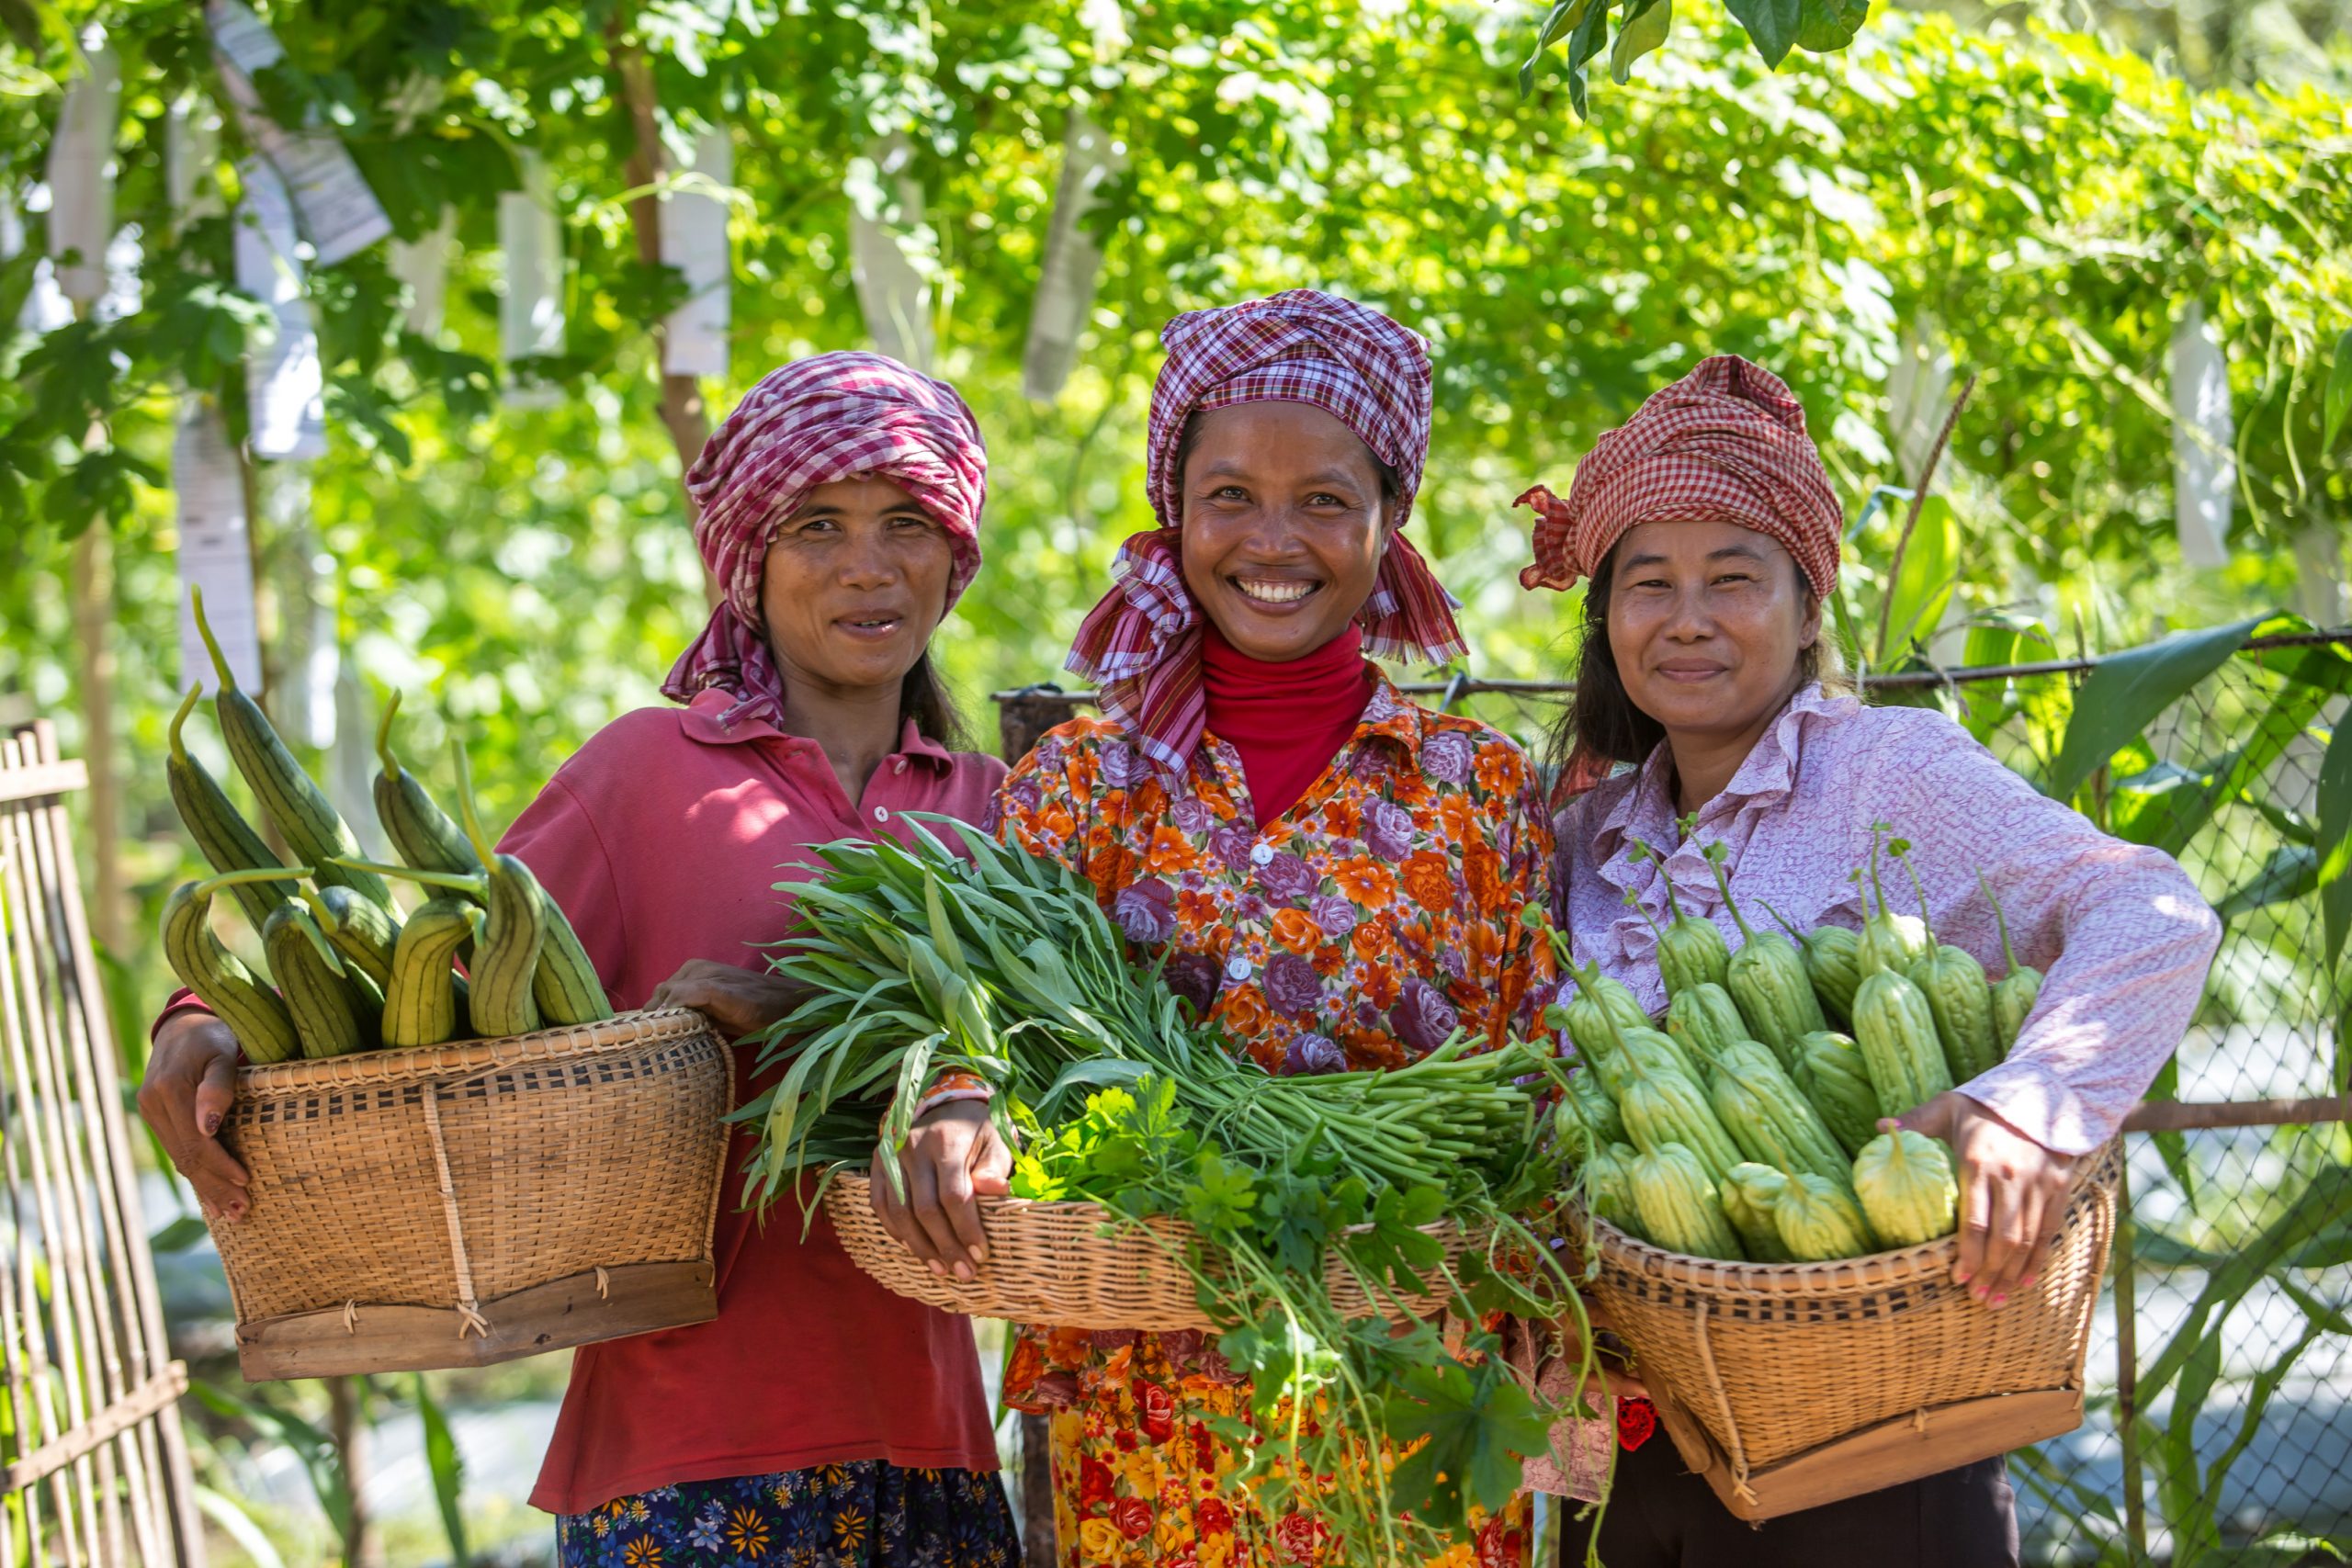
top-left (881, 290), bottom-right (1555, 1566)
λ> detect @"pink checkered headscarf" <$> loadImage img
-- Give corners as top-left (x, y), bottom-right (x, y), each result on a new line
top-left (1517, 355), bottom-right (1841, 599)
top-left (662, 352), bottom-right (988, 728)
top-left (1067, 290), bottom-right (1467, 779)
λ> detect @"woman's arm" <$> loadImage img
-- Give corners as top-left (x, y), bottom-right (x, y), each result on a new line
top-left (1873, 711), bottom-right (2220, 1305)
top-left (1876, 713), bottom-right (2220, 1156)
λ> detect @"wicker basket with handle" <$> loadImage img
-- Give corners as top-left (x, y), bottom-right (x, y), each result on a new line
top-left (211, 1008), bottom-right (732, 1381)
top-left (822, 1171), bottom-right (1470, 1330)
top-left (1583, 1139), bottom-right (2121, 1520)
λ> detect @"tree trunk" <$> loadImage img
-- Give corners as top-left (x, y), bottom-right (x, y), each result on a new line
top-left (609, 17), bottom-right (720, 610)
top-left (326, 1375), bottom-right (379, 1567)
top-left (68, 525), bottom-right (123, 957)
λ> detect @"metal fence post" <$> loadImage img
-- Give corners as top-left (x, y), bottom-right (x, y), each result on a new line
top-left (2113, 1158), bottom-right (2145, 1561)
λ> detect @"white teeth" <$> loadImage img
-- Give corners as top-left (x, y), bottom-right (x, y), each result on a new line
top-left (1237, 579), bottom-right (1313, 604)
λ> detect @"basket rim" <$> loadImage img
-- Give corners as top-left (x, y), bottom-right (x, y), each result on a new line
top-left (824, 1169), bottom-right (1470, 1245)
top-left (1585, 1139), bottom-right (2121, 1295)
top-left (232, 1006), bottom-right (715, 1095)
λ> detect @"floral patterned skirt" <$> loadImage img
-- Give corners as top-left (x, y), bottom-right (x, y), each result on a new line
top-left (1023, 1332), bottom-right (1531, 1568)
top-left (556, 1461), bottom-right (1019, 1568)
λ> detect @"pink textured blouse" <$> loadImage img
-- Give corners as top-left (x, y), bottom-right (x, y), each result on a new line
top-left (1553, 683), bottom-right (2221, 1156)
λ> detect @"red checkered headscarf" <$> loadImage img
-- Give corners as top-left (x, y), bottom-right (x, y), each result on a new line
top-left (662, 352), bottom-right (988, 728)
top-left (1067, 290), bottom-right (1467, 779)
top-left (1517, 355), bottom-right (1841, 599)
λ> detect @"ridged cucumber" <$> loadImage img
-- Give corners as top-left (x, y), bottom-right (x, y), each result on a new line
top-left (446, 742), bottom-right (607, 1028)
top-left (384, 897), bottom-right (483, 1048)
top-left (165, 686), bottom-right (297, 930)
top-left (374, 693), bottom-right (483, 878)
top-left (304, 885), bottom-right (401, 990)
top-left (159, 868), bottom-right (306, 1064)
top-left (261, 899), bottom-right (372, 1058)
top-left (192, 585), bottom-right (390, 908)
top-left (339, 853), bottom-right (543, 1038)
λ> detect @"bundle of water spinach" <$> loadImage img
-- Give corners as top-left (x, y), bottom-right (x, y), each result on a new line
top-left (741, 817), bottom-right (1597, 1565)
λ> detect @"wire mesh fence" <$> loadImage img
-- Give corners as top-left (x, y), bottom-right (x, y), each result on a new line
top-left (990, 631), bottom-right (2352, 1566)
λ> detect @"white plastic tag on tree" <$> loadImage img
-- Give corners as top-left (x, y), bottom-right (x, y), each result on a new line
top-left (661, 126), bottom-right (733, 378)
top-left (328, 663), bottom-right (384, 857)
top-left (207, 0), bottom-right (390, 266)
top-left (166, 98), bottom-right (225, 233)
top-left (848, 135), bottom-right (936, 373)
top-left (2, 187), bottom-right (74, 333)
top-left (389, 206), bottom-right (454, 338)
top-left (235, 158), bottom-right (328, 461)
top-left (1886, 311), bottom-right (1955, 483)
top-left (1023, 109), bottom-right (1123, 402)
top-left (44, 36), bottom-right (118, 306)
top-left (267, 481), bottom-right (336, 750)
top-left (500, 151), bottom-right (566, 406)
top-left (174, 399), bottom-right (265, 694)
top-left (2169, 300), bottom-right (2234, 569)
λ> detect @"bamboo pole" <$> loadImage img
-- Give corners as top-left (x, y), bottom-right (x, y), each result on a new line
top-left (1, 745), bottom-right (142, 1565)
top-left (65, 530), bottom-right (122, 959)
top-left (24, 719), bottom-right (196, 1561)
top-left (608, 7), bottom-right (718, 610)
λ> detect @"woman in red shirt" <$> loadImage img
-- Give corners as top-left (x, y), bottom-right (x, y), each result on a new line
top-left (136, 354), bottom-right (1021, 1567)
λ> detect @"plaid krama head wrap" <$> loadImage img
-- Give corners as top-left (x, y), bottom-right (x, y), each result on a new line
top-left (1517, 355), bottom-right (1841, 599)
top-left (1066, 289), bottom-right (1467, 780)
top-left (662, 352), bottom-right (988, 728)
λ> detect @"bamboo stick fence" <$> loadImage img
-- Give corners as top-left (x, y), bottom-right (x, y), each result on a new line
top-left (0, 723), bottom-right (205, 1566)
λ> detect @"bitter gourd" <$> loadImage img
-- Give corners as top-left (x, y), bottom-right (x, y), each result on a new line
top-left (1852, 1130), bottom-right (1960, 1248)
top-left (1666, 981), bottom-right (1747, 1071)
top-left (1981, 870), bottom-right (2040, 1057)
top-left (1707, 1040), bottom-right (1854, 1190)
top-left (1628, 1143), bottom-right (1743, 1260)
top-left (1702, 842), bottom-right (1826, 1068)
top-left (1773, 1171), bottom-right (1876, 1262)
top-left (1790, 1030), bottom-right (1880, 1158)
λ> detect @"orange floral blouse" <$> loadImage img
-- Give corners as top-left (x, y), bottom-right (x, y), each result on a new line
top-left (987, 677), bottom-right (1557, 1565)
top-left (988, 675), bottom-right (1559, 1089)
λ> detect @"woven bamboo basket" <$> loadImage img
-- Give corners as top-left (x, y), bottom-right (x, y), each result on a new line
top-left (824, 1172), bottom-right (1469, 1330)
top-left (1582, 1140), bottom-right (2121, 1520)
top-left (210, 1008), bottom-right (732, 1381)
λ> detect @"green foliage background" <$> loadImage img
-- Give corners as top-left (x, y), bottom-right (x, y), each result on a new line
top-left (0, 2), bottom-right (2349, 1559)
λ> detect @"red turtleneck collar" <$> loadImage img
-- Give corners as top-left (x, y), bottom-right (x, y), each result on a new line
top-left (1201, 619), bottom-right (1375, 827)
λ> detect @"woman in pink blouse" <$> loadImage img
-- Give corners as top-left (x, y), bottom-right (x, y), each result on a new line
top-left (1519, 356), bottom-right (2219, 1567)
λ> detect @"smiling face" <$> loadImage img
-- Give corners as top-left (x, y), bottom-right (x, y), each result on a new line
top-left (1175, 401), bottom-right (1392, 662)
top-left (757, 476), bottom-right (956, 698)
top-left (1604, 517), bottom-right (1821, 743)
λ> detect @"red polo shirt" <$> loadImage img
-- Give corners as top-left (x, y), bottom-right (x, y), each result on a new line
top-left (160, 691), bottom-right (1010, 1512)
top-left (508, 691), bottom-right (1006, 1513)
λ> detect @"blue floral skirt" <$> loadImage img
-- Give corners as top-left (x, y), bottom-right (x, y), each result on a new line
top-left (556, 1461), bottom-right (1019, 1567)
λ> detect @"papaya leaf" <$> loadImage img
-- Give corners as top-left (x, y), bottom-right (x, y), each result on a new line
top-left (1797, 0), bottom-right (1869, 51)
top-left (1562, 0), bottom-right (1612, 119)
top-left (1724, 0), bottom-right (1802, 67)
top-left (1610, 0), bottom-right (1672, 85)
top-left (2044, 615), bottom-right (2268, 804)
top-left (1518, 0), bottom-right (1597, 94)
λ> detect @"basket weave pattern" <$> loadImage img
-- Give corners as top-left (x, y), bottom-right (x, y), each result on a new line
top-left (1587, 1141), bottom-right (2120, 1486)
top-left (215, 1009), bottom-right (730, 1328)
top-left (824, 1173), bottom-right (1467, 1331)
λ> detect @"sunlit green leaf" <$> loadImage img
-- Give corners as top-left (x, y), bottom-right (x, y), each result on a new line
top-left (2044, 615), bottom-right (2269, 804)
